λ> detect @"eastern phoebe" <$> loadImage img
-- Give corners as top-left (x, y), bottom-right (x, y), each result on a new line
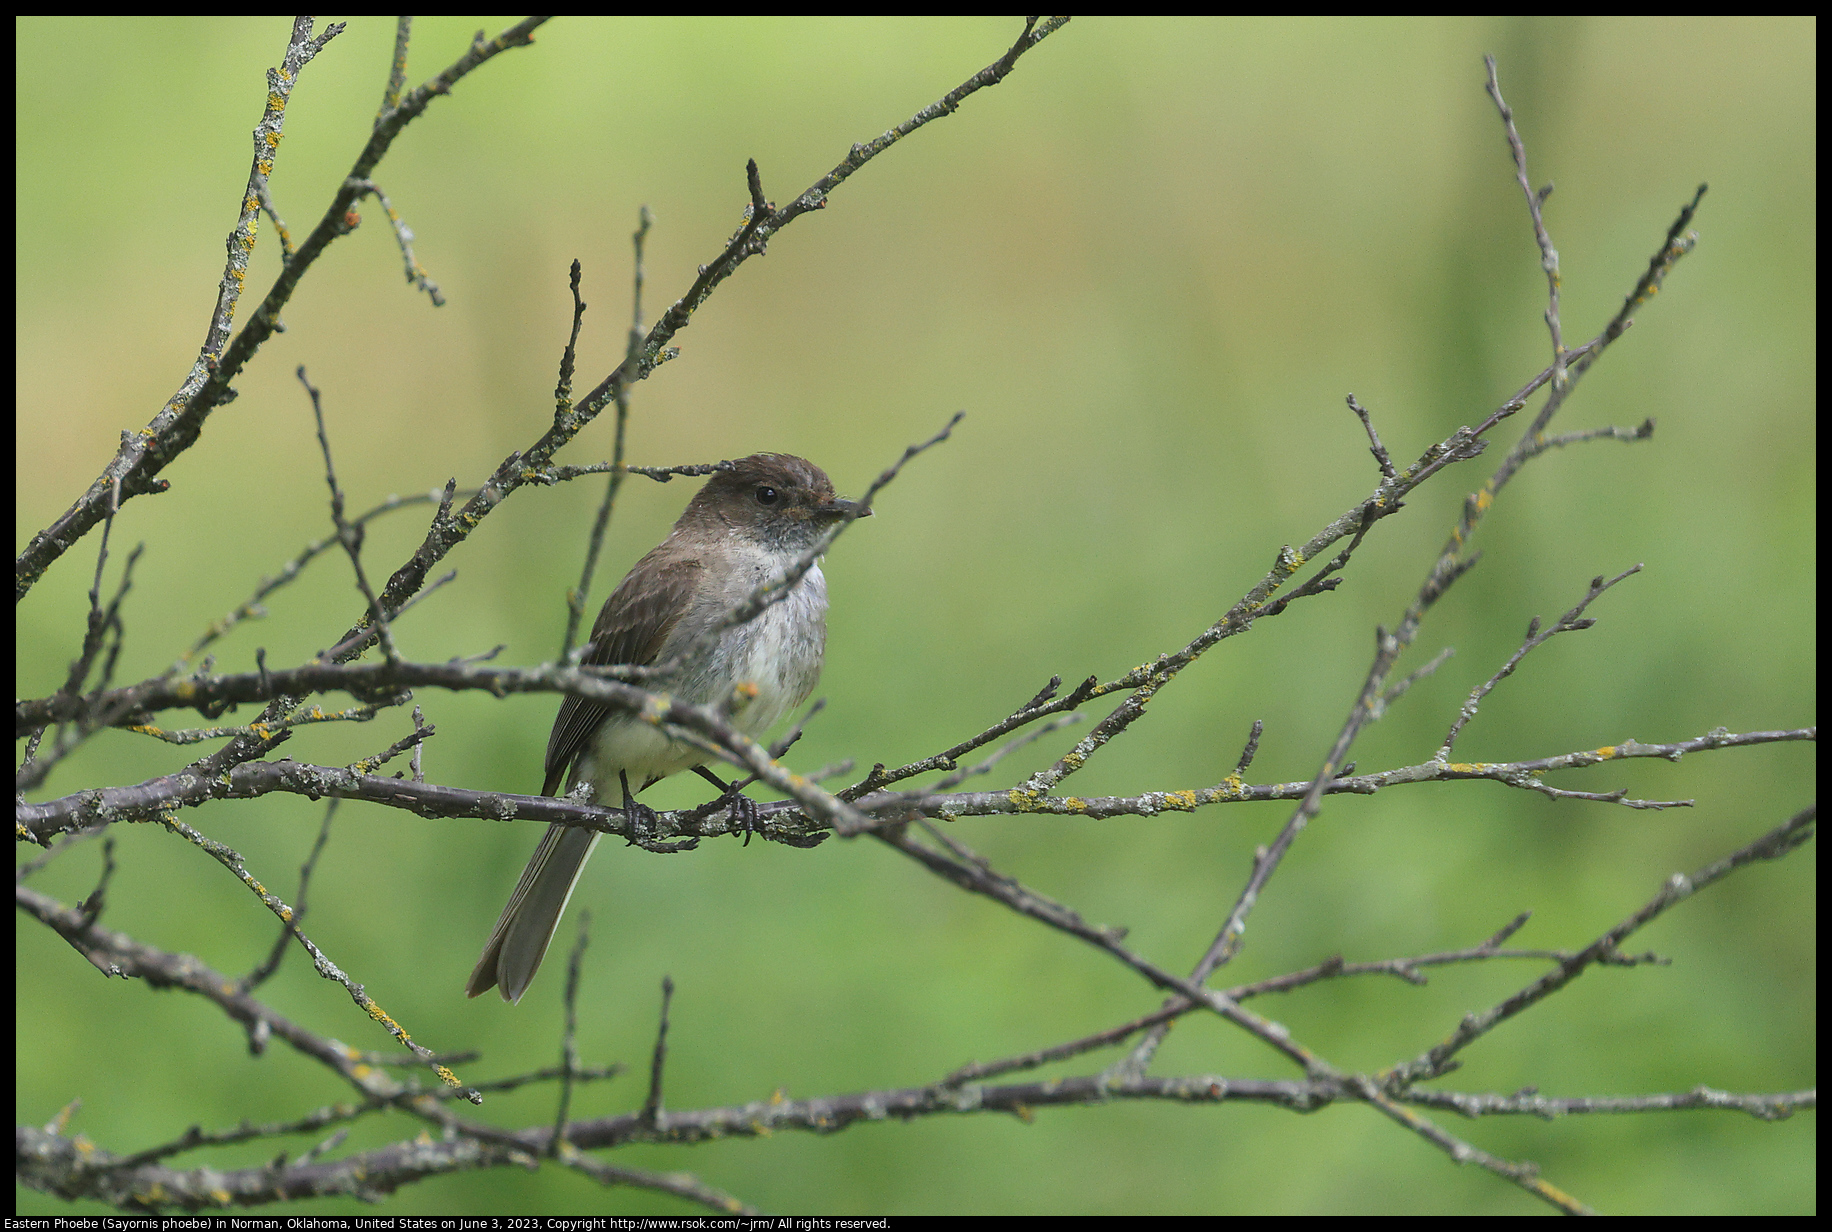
top-left (467, 453), bottom-right (867, 1003)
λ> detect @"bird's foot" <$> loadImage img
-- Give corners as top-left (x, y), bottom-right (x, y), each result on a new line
top-left (724, 788), bottom-right (762, 846)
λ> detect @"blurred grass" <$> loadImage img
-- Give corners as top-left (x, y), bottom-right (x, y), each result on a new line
top-left (15, 15), bottom-right (1814, 1216)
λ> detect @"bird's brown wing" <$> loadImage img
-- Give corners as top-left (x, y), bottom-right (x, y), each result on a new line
top-left (542, 553), bottom-right (705, 796)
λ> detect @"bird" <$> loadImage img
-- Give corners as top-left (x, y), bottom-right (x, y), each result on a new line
top-left (467, 453), bottom-right (867, 1003)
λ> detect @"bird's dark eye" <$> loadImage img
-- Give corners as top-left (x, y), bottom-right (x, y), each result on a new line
top-left (754, 485), bottom-right (780, 506)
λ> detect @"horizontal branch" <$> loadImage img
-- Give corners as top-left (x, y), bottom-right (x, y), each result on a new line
top-left (17, 659), bottom-right (870, 841)
top-left (855, 726), bottom-right (1814, 823)
top-left (1405, 1084), bottom-right (1814, 1121)
top-left (20, 726), bottom-right (1811, 845)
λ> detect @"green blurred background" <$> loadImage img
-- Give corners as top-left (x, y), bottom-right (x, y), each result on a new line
top-left (16, 16), bottom-right (1814, 1215)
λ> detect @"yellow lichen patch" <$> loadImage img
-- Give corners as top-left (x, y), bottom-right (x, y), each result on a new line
top-left (365, 1002), bottom-right (403, 1036)
top-left (1164, 790), bottom-right (1199, 811)
top-left (1595, 746), bottom-right (1617, 759)
top-left (1005, 787), bottom-right (1045, 811)
top-left (1058, 796), bottom-right (1088, 812)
